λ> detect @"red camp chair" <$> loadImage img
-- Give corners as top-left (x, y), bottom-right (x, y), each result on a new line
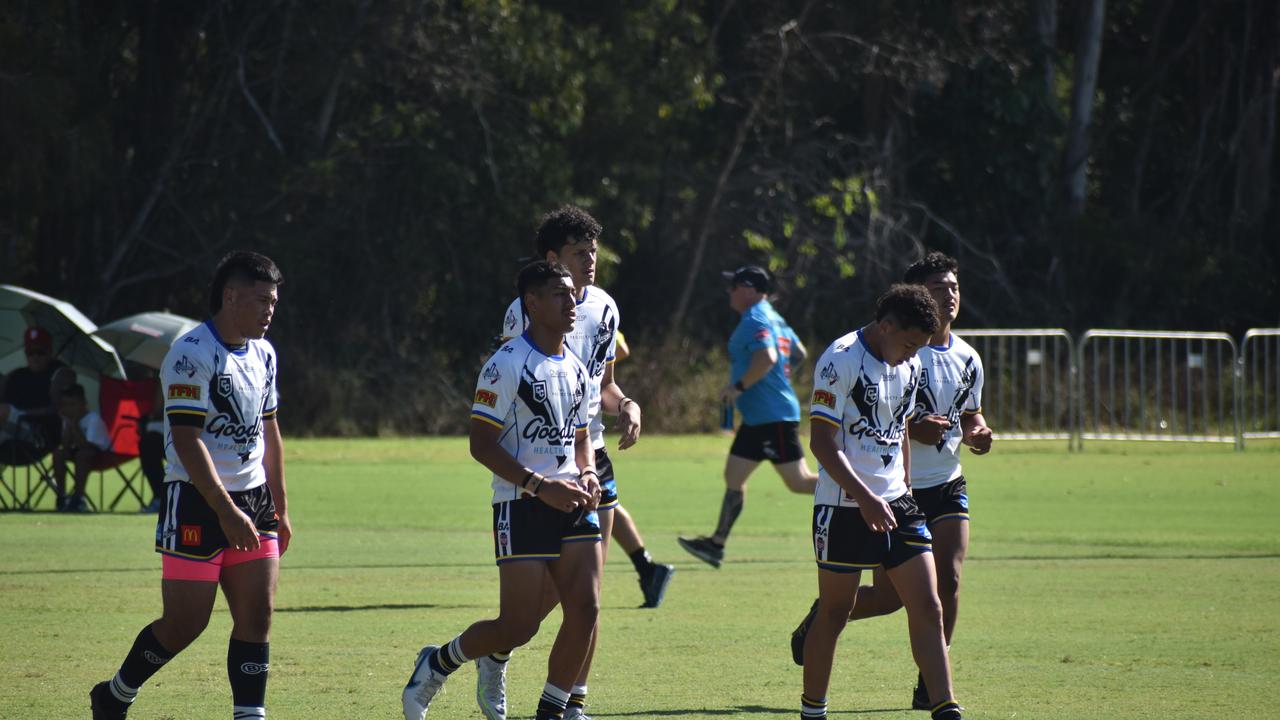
top-left (89, 376), bottom-right (158, 511)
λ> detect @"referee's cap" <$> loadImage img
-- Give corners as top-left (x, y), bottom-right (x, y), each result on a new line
top-left (721, 265), bottom-right (771, 293)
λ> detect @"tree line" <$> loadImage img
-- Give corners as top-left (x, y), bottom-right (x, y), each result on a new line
top-left (2, 0), bottom-right (1276, 434)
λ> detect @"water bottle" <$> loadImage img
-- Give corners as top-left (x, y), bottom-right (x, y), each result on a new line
top-left (720, 399), bottom-right (735, 431)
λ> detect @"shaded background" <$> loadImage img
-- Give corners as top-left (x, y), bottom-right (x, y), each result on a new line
top-left (2, 0), bottom-right (1276, 434)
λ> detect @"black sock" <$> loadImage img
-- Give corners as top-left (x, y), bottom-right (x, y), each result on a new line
top-left (629, 547), bottom-right (654, 576)
top-left (227, 638), bottom-right (269, 719)
top-left (109, 625), bottom-right (175, 705)
top-left (931, 700), bottom-right (963, 719)
top-left (712, 489), bottom-right (744, 542)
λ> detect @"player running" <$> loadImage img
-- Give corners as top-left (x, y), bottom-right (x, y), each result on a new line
top-left (89, 251), bottom-right (289, 720)
top-left (790, 252), bottom-right (992, 710)
top-left (403, 261), bottom-right (602, 720)
top-left (678, 265), bottom-right (817, 568)
top-left (798, 284), bottom-right (965, 720)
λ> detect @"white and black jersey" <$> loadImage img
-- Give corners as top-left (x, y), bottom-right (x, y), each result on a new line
top-left (809, 330), bottom-right (921, 507)
top-left (500, 286), bottom-right (618, 449)
top-left (161, 321), bottom-right (278, 493)
top-left (909, 334), bottom-right (984, 489)
top-left (472, 332), bottom-right (594, 505)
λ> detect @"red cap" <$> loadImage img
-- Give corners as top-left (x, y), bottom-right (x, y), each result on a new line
top-left (24, 326), bottom-right (53, 353)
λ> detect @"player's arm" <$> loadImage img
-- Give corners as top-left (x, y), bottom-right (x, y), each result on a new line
top-left (170, 425), bottom-right (260, 551)
top-left (902, 421), bottom-right (912, 490)
top-left (263, 417), bottom-right (291, 553)
top-left (960, 411), bottom-right (993, 454)
top-left (791, 337), bottom-right (808, 367)
top-left (469, 419), bottom-right (591, 512)
top-left (600, 362), bottom-right (641, 449)
top-left (809, 417), bottom-right (897, 532)
top-left (574, 427), bottom-right (600, 508)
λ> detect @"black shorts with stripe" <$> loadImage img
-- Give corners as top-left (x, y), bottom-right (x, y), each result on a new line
top-left (595, 447), bottom-right (619, 510)
top-left (912, 475), bottom-right (969, 525)
top-left (730, 421), bottom-right (804, 464)
top-left (155, 482), bottom-right (279, 560)
top-left (812, 494), bottom-right (931, 573)
top-left (492, 498), bottom-right (601, 564)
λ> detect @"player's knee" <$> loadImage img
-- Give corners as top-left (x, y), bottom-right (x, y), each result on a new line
top-left (873, 591), bottom-right (904, 616)
top-left (494, 615), bottom-right (540, 648)
top-left (155, 613), bottom-right (209, 648)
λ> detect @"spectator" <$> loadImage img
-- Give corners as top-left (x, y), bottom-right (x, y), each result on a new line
top-left (0, 326), bottom-right (75, 464)
top-left (52, 383), bottom-right (112, 512)
top-left (138, 380), bottom-right (166, 512)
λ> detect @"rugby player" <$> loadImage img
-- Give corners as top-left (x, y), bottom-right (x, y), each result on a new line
top-left (89, 251), bottom-right (289, 720)
top-left (790, 252), bottom-right (992, 710)
top-left (403, 261), bottom-right (602, 720)
top-left (799, 284), bottom-right (964, 720)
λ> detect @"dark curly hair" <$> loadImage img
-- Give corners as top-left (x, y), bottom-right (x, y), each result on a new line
top-left (535, 205), bottom-right (602, 257)
top-left (209, 250), bottom-right (283, 314)
top-left (875, 283), bottom-right (940, 334)
top-left (903, 251), bottom-right (959, 285)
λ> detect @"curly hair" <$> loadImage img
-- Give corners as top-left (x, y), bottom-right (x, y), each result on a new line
top-left (209, 250), bottom-right (283, 314)
top-left (535, 205), bottom-right (602, 257)
top-left (875, 283), bottom-right (940, 334)
top-left (903, 251), bottom-right (959, 285)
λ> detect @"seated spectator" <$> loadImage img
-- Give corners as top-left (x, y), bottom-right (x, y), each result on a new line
top-left (52, 383), bottom-right (111, 512)
top-left (0, 326), bottom-right (75, 463)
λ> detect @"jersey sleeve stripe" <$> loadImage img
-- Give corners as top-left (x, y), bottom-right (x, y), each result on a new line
top-left (471, 412), bottom-right (505, 429)
top-left (961, 407), bottom-right (982, 415)
top-left (166, 407), bottom-right (207, 416)
top-left (262, 407), bottom-right (279, 418)
top-left (810, 411), bottom-right (841, 427)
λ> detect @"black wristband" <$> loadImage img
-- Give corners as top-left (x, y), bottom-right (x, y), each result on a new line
top-left (520, 471), bottom-right (536, 488)
top-left (530, 475), bottom-right (544, 494)
top-left (619, 397), bottom-right (633, 410)
top-left (733, 380), bottom-right (746, 392)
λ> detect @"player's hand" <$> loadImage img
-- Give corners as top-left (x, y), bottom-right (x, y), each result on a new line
top-left (579, 470), bottom-right (602, 510)
top-left (719, 384), bottom-right (739, 403)
top-left (217, 505), bottom-right (261, 552)
top-left (858, 496), bottom-right (897, 533)
top-left (615, 399), bottom-right (642, 450)
top-left (964, 425), bottom-right (994, 455)
top-left (275, 513), bottom-right (293, 554)
top-left (537, 479), bottom-right (593, 513)
top-left (909, 415), bottom-right (952, 445)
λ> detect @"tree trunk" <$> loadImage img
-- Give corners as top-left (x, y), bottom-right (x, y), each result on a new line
top-left (1063, 0), bottom-right (1106, 216)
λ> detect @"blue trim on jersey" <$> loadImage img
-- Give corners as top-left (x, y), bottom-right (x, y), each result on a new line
top-left (521, 331), bottom-right (565, 360)
top-left (204, 320), bottom-right (249, 356)
top-left (855, 329), bottom-right (886, 364)
top-left (473, 410), bottom-right (504, 426)
top-left (166, 404), bottom-right (207, 414)
top-left (810, 410), bottom-right (841, 425)
top-left (927, 332), bottom-right (955, 352)
top-left (576, 286), bottom-right (590, 306)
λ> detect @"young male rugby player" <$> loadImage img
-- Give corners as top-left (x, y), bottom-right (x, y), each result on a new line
top-left (403, 261), bottom-right (602, 720)
top-left (799, 284), bottom-right (964, 720)
top-left (90, 251), bottom-right (289, 720)
top-left (492, 207), bottom-right (674, 718)
top-left (791, 252), bottom-right (993, 710)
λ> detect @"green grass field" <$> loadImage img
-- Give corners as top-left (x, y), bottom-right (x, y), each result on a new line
top-left (3, 436), bottom-right (1279, 719)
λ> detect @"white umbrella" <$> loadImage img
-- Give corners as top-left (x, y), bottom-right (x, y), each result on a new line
top-left (94, 312), bottom-right (201, 371)
top-left (0, 284), bottom-right (125, 380)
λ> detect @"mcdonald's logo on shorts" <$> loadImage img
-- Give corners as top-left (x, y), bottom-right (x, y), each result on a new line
top-left (180, 525), bottom-right (202, 546)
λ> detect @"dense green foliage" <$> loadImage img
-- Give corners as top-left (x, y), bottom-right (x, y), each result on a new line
top-left (2, 1), bottom-right (1276, 434)
top-left (2, 437), bottom-right (1279, 717)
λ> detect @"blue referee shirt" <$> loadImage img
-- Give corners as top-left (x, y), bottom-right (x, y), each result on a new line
top-left (729, 299), bottom-right (801, 425)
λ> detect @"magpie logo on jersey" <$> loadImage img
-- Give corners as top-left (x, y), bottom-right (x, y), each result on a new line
top-left (173, 355), bottom-right (197, 379)
top-left (820, 362), bottom-right (839, 386)
top-left (483, 363), bottom-right (501, 385)
top-left (581, 306), bottom-right (617, 380)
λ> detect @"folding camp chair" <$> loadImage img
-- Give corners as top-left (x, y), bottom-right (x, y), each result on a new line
top-left (89, 376), bottom-right (158, 512)
top-left (0, 417), bottom-right (57, 510)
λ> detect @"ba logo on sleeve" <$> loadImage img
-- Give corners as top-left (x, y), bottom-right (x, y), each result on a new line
top-left (169, 384), bottom-right (201, 400)
top-left (474, 389), bottom-right (498, 408)
top-left (813, 389), bottom-right (836, 408)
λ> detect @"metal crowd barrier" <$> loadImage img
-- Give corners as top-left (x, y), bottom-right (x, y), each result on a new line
top-left (1241, 329), bottom-right (1280, 445)
top-left (953, 329), bottom-right (1076, 448)
top-left (1077, 330), bottom-right (1240, 448)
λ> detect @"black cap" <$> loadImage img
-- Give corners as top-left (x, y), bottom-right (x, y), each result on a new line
top-left (721, 265), bottom-right (771, 292)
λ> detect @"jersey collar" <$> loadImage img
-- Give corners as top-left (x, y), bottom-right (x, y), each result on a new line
top-left (521, 331), bottom-right (565, 360)
top-left (927, 332), bottom-right (955, 352)
top-left (204, 320), bottom-right (249, 356)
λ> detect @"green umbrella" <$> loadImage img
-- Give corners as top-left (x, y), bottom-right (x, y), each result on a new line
top-left (94, 312), bottom-right (201, 371)
top-left (0, 284), bottom-right (125, 380)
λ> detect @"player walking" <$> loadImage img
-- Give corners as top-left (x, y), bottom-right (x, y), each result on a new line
top-left (89, 251), bottom-right (289, 720)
